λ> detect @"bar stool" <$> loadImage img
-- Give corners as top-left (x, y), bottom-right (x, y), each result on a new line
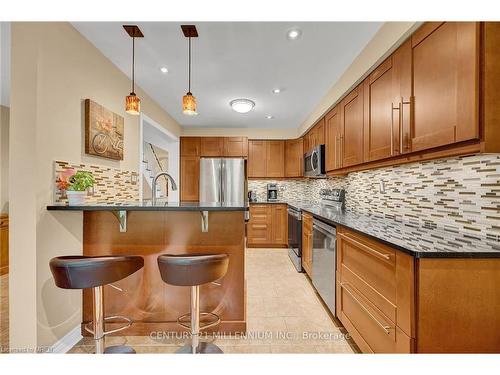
top-left (157, 253), bottom-right (229, 354)
top-left (50, 255), bottom-right (144, 354)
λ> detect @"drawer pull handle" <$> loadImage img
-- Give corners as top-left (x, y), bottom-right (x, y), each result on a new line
top-left (341, 282), bottom-right (392, 335)
top-left (340, 233), bottom-right (391, 261)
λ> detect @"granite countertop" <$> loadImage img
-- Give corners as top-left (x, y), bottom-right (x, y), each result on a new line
top-left (47, 201), bottom-right (249, 211)
top-left (284, 201), bottom-right (500, 258)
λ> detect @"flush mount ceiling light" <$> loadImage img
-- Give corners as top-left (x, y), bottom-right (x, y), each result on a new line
top-left (160, 66), bottom-right (168, 74)
top-left (123, 25), bottom-right (144, 115)
top-left (266, 115), bottom-right (274, 119)
top-left (286, 28), bottom-right (302, 40)
top-left (181, 25), bottom-right (199, 116)
top-left (272, 88), bottom-right (281, 94)
top-left (230, 99), bottom-right (255, 114)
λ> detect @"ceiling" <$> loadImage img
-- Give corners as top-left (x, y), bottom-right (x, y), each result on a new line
top-left (73, 22), bottom-right (382, 129)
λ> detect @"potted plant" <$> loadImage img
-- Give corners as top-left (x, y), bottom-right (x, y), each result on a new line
top-left (65, 171), bottom-right (95, 205)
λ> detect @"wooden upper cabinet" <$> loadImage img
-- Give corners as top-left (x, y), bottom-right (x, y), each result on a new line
top-left (180, 156), bottom-right (199, 201)
top-left (315, 117), bottom-right (325, 145)
top-left (224, 137), bottom-right (248, 157)
top-left (266, 141), bottom-right (285, 178)
top-left (411, 22), bottom-right (480, 152)
top-left (341, 83), bottom-right (365, 168)
top-left (180, 137), bottom-right (201, 157)
top-left (200, 137), bottom-right (224, 157)
top-left (325, 105), bottom-right (342, 171)
top-left (248, 140), bottom-right (267, 178)
top-left (363, 41), bottom-right (412, 162)
top-left (285, 138), bottom-right (304, 177)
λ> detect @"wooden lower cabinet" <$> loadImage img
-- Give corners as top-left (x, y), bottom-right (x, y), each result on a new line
top-left (337, 227), bottom-right (414, 353)
top-left (301, 212), bottom-right (313, 276)
top-left (0, 214), bottom-right (8, 276)
top-left (336, 226), bottom-right (500, 353)
top-left (247, 204), bottom-right (287, 247)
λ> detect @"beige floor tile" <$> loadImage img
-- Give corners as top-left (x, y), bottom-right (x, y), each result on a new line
top-left (270, 344), bottom-right (317, 354)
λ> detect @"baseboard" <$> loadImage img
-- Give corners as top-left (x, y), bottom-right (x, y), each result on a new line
top-left (49, 325), bottom-right (82, 354)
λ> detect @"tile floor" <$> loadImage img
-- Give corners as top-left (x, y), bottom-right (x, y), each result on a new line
top-left (69, 248), bottom-right (357, 354)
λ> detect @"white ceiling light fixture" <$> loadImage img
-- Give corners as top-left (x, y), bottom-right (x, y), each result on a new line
top-left (286, 28), bottom-right (302, 40)
top-left (272, 88), bottom-right (281, 94)
top-left (230, 99), bottom-right (255, 114)
top-left (266, 115), bottom-right (274, 119)
top-left (160, 66), bottom-right (168, 73)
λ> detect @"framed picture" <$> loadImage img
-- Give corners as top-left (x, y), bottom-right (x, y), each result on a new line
top-left (85, 99), bottom-right (124, 160)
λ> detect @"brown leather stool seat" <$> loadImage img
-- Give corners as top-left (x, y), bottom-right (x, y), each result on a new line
top-left (157, 253), bottom-right (229, 286)
top-left (50, 255), bottom-right (144, 289)
top-left (49, 255), bottom-right (144, 354)
top-left (157, 253), bottom-right (229, 354)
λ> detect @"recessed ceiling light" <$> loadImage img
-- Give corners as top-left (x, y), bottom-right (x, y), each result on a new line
top-left (266, 115), bottom-right (274, 119)
top-left (272, 88), bottom-right (281, 94)
top-left (287, 28), bottom-right (302, 40)
top-left (230, 99), bottom-right (255, 114)
top-left (160, 66), bottom-right (168, 73)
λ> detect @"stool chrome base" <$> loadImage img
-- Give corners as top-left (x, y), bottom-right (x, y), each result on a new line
top-left (176, 342), bottom-right (224, 354)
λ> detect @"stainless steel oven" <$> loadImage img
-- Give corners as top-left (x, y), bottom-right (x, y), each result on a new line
top-left (287, 206), bottom-right (302, 272)
top-left (304, 144), bottom-right (325, 178)
top-left (312, 218), bottom-right (336, 315)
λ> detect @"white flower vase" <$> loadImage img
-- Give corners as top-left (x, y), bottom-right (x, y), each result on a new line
top-left (66, 191), bottom-right (86, 206)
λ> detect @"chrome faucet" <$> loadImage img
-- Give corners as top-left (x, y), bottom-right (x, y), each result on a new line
top-left (152, 172), bottom-right (178, 205)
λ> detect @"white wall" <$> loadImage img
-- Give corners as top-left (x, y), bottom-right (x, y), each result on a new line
top-left (9, 22), bottom-right (181, 350)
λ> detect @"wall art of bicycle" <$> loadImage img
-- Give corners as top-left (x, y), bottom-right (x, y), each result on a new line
top-left (84, 99), bottom-right (124, 160)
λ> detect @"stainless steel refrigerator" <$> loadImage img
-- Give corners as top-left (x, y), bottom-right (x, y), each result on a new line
top-left (199, 158), bottom-right (246, 205)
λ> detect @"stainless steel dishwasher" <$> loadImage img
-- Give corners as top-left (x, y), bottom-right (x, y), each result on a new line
top-left (312, 218), bottom-right (337, 316)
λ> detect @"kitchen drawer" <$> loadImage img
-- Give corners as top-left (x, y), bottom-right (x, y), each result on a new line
top-left (338, 228), bottom-right (414, 338)
top-left (249, 205), bottom-right (269, 222)
top-left (339, 281), bottom-right (413, 353)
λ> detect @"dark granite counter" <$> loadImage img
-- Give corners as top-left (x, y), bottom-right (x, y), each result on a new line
top-left (47, 201), bottom-right (248, 211)
top-left (284, 201), bottom-right (500, 258)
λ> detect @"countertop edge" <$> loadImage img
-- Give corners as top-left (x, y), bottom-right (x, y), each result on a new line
top-left (47, 205), bottom-right (249, 212)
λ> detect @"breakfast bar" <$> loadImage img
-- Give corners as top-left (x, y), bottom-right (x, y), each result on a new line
top-left (47, 202), bottom-right (248, 336)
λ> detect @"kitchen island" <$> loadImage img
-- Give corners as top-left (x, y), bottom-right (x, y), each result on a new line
top-left (47, 202), bottom-right (248, 336)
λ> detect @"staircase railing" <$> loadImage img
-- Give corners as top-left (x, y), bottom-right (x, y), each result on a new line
top-left (144, 142), bottom-right (169, 198)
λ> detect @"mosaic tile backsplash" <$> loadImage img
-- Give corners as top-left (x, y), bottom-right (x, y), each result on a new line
top-left (249, 154), bottom-right (500, 241)
top-left (54, 160), bottom-right (139, 204)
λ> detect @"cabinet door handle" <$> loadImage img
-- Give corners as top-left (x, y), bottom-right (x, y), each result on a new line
top-left (339, 233), bottom-right (391, 261)
top-left (401, 97), bottom-right (412, 152)
top-left (340, 282), bottom-right (392, 335)
top-left (391, 101), bottom-right (401, 155)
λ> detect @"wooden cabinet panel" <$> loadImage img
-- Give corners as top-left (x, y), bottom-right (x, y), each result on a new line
top-left (265, 141), bottom-right (285, 178)
top-left (325, 105), bottom-right (341, 171)
top-left (224, 137), bottom-right (248, 157)
top-left (315, 117), bottom-right (325, 145)
top-left (271, 205), bottom-right (288, 245)
top-left (337, 227), bottom-right (415, 353)
top-left (180, 137), bottom-right (201, 157)
top-left (301, 212), bottom-right (313, 276)
top-left (200, 137), bottom-right (224, 156)
top-left (411, 22), bottom-right (479, 152)
top-left (285, 138), bottom-right (303, 177)
top-left (0, 215), bottom-right (8, 276)
top-left (341, 84), bottom-right (364, 167)
top-left (247, 204), bottom-right (287, 247)
top-left (248, 140), bottom-right (267, 178)
top-left (363, 57), bottom-right (398, 162)
top-left (180, 156), bottom-right (199, 201)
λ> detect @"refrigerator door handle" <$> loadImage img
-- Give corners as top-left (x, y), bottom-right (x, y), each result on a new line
top-left (221, 159), bottom-right (225, 204)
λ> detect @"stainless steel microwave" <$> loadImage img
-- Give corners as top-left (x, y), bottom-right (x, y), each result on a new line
top-left (304, 144), bottom-right (326, 178)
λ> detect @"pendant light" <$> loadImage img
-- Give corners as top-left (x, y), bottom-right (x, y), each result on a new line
top-left (123, 25), bottom-right (144, 115)
top-left (181, 25), bottom-right (199, 116)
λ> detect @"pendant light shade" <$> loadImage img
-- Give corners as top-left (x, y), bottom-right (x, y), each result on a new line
top-left (181, 25), bottom-right (199, 116)
top-left (123, 25), bottom-right (144, 115)
top-left (126, 93), bottom-right (140, 115)
top-left (182, 92), bottom-right (197, 116)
